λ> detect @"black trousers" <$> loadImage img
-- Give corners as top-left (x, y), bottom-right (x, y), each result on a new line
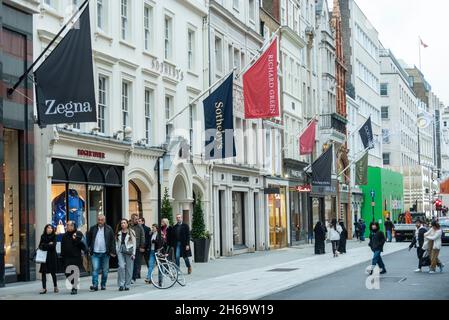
top-left (417, 247), bottom-right (425, 268)
top-left (41, 272), bottom-right (57, 289)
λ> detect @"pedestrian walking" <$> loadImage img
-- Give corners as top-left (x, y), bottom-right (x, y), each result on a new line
top-left (328, 219), bottom-right (342, 257)
top-left (172, 214), bottom-right (192, 274)
top-left (86, 214), bottom-right (116, 291)
top-left (368, 222), bottom-right (387, 275)
top-left (116, 219), bottom-right (136, 291)
top-left (359, 219), bottom-right (366, 241)
top-left (408, 219), bottom-right (427, 272)
top-left (61, 221), bottom-right (86, 295)
top-left (425, 221), bottom-right (444, 273)
top-left (338, 221), bottom-right (348, 254)
top-left (384, 217), bottom-right (395, 242)
top-left (313, 221), bottom-right (326, 254)
top-left (139, 217), bottom-right (151, 268)
top-left (129, 214), bottom-right (145, 281)
top-left (38, 224), bottom-right (58, 294)
top-left (144, 224), bottom-right (163, 284)
top-left (354, 220), bottom-right (360, 240)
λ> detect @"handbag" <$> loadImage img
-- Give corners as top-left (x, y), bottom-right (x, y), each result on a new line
top-left (56, 220), bottom-right (65, 235)
top-left (120, 243), bottom-right (134, 255)
top-left (35, 249), bottom-right (48, 263)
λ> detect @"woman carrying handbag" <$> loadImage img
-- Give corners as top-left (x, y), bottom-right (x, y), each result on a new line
top-left (115, 219), bottom-right (136, 291)
top-left (38, 224), bottom-right (59, 294)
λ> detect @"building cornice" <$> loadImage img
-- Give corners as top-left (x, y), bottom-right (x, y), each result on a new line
top-left (176, 0), bottom-right (208, 17)
top-left (280, 26), bottom-right (307, 48)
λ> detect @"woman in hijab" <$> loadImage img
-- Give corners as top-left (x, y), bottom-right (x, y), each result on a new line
top-left (314, 221), bottom-right (326, 254)
top-left (338, 221), bottom-right (348, 254)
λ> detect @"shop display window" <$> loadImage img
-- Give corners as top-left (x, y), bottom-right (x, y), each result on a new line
top-left (88, 185), bottom-right (104, 228)
top-left (232, 192), bottom-right (245, 246)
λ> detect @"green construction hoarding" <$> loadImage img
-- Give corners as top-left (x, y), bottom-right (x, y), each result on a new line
top-left (360, 166), bottom-right (404, 236)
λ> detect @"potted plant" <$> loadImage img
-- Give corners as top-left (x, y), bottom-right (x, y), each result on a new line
top-left (161, 187), bottom-right (174, 226)
top-left (191, 196), bottom-right (211, 262)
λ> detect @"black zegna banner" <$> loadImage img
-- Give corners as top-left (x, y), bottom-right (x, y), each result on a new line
top-left (34, 5), bottom-right (96, 126)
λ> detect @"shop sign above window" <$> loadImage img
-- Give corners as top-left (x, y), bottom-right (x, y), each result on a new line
top-left (77, 149), bottom-right (105, 159)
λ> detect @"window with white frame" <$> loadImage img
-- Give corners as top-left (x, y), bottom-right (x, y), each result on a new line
top-left (383, 153), bottom-right (390, 165)
top-left (165, 95), bottom-right (173, 141)
top-left (249, 0), bottom-right (255, 22)
top-left (97, 0), bottom-right (106, 31)
top-left (144, 5), bottom-right (152, 51)
top-left (215, 36), bottom-right (223, 73)
top-left (233, 48), bottom-right (240, 73)
top-left (122, 81), bottom-right (130, 132)
top-left (188, 29), bottom-right (195, 70)
top-left (233, 0), bottom-right (239, 11)
top-left (288, 1), bottom-right (293, 28)
top-left (281, 0), bottom-right (287, 25)
top-left (381, 106), bottom-right (389, 119)
top-left (382, 129), bottom-right (390, 144)
top-left (164, 16), bottom-right (172, 60)
top-left (44, 0), bottom-right (55, 9)
top-left (380, 83), bottom-right (388, 96)
top-left (98, 76), bottom-right (108, 134)
top-left (144, 88), bottom-right (152, 144)
top-left (121, 0), bottom-right (129, 40)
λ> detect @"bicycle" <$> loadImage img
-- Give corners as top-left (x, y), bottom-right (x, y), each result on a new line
top-left (151, 248), bottom-right (186, 288)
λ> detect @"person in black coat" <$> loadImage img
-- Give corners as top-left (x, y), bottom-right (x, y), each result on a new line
top-left (314, 221), bottom-right (326, 254)
top-left (144, 224), bottom-right (164, 283)
top-left (139, 217), bottom-right (151, 268)
top-left (338, 221), bottom-right (348, 254)
top-left (38, 224), bottom-right (59, 294)
top-left (61, 220), bottom-right (86, 295)
top-left (408, 219), bottom-right (427, 272)
top-left (368, 222), bottom-right (387, 274)
top-left (171, 214), bottom-right (192, 274)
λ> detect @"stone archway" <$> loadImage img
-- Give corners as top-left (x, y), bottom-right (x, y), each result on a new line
top-left (128, 174), bottom-right (153, 223)
top-left (172, 174), bottom-right (192, 225)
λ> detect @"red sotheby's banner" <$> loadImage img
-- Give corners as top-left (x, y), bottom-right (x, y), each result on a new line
top-left (243, 38), bottom-right (279, 119)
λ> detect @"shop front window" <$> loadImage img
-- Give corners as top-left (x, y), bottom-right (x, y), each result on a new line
top-left (3, 129), bottom-right (20, 277)
top-left (51, 184), bottom-right (67, 229)
top-left (88, 185), bottom-right (104, 228)
top-left (268, 188), bottom-right (287, 248)
top-left (232, 192), bottom-right (245, 247)
top-left (68, 184), bottom-right (87, 234)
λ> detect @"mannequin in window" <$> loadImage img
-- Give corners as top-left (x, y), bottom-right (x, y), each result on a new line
top-left (52, 189), bottom-right (85, 230)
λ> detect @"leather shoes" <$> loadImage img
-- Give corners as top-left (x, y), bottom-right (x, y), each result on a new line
top-left (90, 286), bottom-right (98, 291)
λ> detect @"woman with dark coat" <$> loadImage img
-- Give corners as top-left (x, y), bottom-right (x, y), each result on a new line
top-left (368, 221), bottom-right (387, 275)
top-left (145, 224), bottom-right (164, 284)
top-left (38, 224), bottom-right (58, 294)
top-left (314, 221), bottom-right (326, 254)
top-left (338, 221), bottom-right (348, 254)
top-left (61, 220), bottom-right (86, 295)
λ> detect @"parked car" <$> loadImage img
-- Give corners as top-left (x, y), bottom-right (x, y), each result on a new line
top-left (439, 218), bottom-right (449, 245)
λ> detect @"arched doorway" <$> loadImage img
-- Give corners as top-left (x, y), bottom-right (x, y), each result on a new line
top-left (128, 181), bottom-right (142, 217)
top-left (172, 174), bottom-right (191, 225)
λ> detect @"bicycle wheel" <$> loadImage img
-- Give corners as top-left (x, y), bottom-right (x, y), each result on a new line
top-left (151, 263), bottom-right (177, 289)
top-left (169, 262), bottom-right (186, 286)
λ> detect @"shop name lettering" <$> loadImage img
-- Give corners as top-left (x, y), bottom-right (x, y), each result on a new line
top-left (45, 100), bottom-right (92, 118)
top-left (77, 149), bottom-right (105, 159)
top-left (215, 101), bottom-right (224, 150)
top-left (267, 53), bottom-right (276, 114)
top-left (233, 176), bottom-right (249, 182)
top-left (151, 58), bottom-right (184, 81)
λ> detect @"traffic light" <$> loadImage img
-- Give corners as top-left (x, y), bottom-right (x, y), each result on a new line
top-left (434, 198), bottom-right (443, 211)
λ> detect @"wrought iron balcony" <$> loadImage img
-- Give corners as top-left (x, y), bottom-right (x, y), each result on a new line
top-left (319, 113), bottom-right (348, 135)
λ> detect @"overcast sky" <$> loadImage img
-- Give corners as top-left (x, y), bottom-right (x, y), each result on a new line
top-left (329, 0), bottom-right (449, 106)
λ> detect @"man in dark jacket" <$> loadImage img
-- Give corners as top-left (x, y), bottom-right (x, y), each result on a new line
top-left (172, 214), bottom-right (192, 274)
top-left (384, 217), bottom-right (395, 242)
top-left (61, 221), bottom-right (85, 295)
top-left (139, 217), bottom-right (151, 268)
top-left (368, 222), bottom-right (387, 275)
top-left (86, 214), bottom-right (116, 291)
top-left (409, 219), bottom-right (427, 272)
top-left (130, 214), bottom-right (145, 281)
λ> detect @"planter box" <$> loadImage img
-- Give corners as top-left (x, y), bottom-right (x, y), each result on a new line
top-left (193, 238), bottom-right (211, 263)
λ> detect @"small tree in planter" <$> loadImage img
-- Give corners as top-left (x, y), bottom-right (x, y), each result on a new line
top-left (161, 187), bottom-right (174, 226)
top-left (191, 196), bottom-right (211, 262)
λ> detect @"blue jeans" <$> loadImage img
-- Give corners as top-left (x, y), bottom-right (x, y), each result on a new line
top-left (146, 250), bottom-right (162, 282)
top-left (371, 250), bottom-right (386, 271)
top-left (91, 252), bottom-right (110, 288)
top-left (175, 242), bottom-right (191, 269)
top-left (386, 230), bottom-right (392, 242)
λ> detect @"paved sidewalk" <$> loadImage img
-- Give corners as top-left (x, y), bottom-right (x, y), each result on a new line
top-left (0, 240), bottom-right (407, 300)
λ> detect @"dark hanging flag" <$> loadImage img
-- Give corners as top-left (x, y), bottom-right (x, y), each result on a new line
top-left (34, 5), bottom-right (96, 126)
top-left (355, 151), bottom-right (369, 185)
top-left (204, 73), bottom-right (236, 160)
top-left (359, 116), bottom-right (374, 149)
top-left (311, 145), bottom-right (333, 187)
